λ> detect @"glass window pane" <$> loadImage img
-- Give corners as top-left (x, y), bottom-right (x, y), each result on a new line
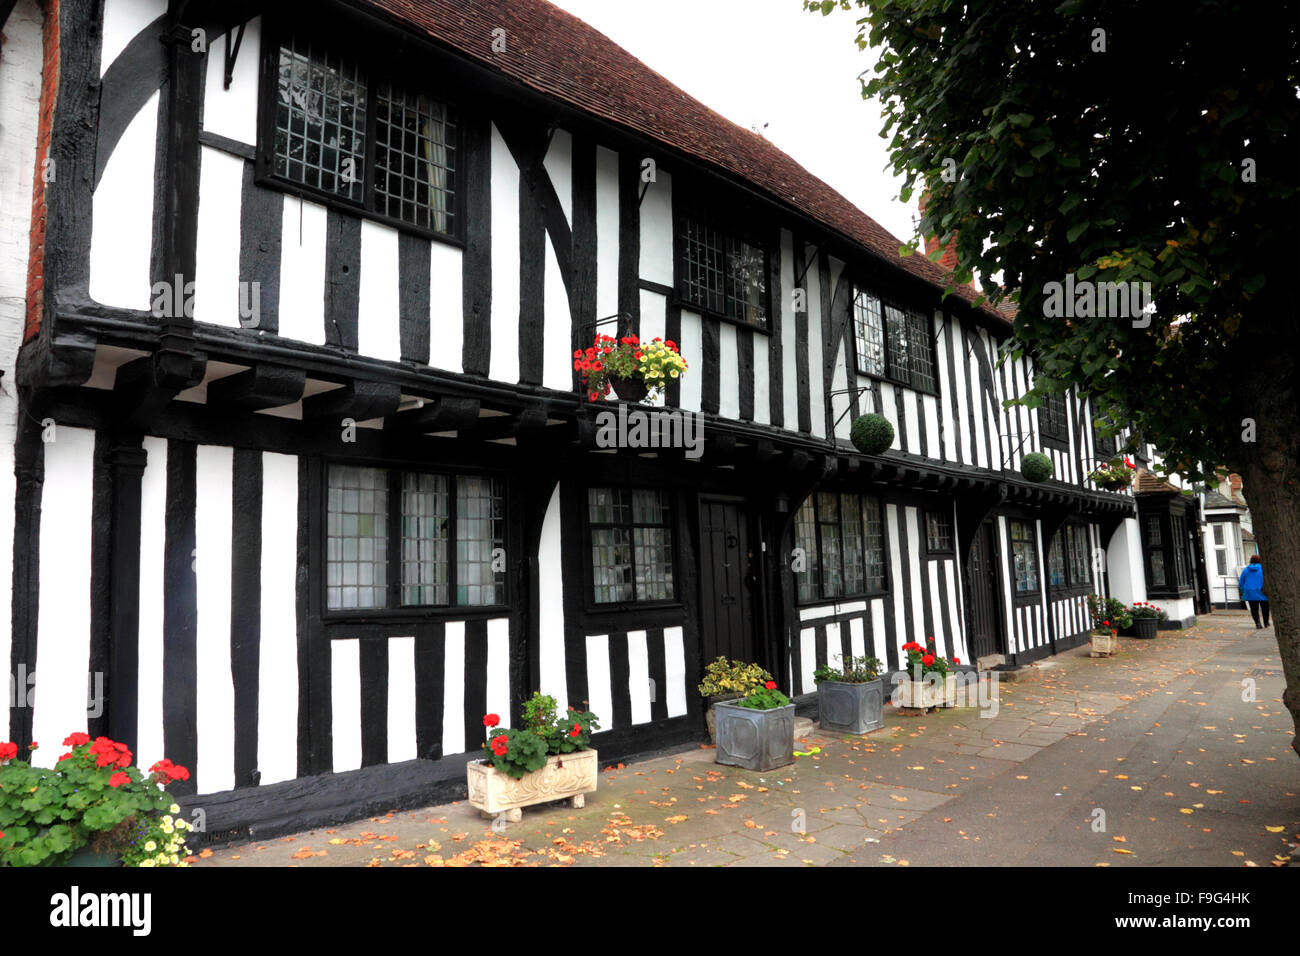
top-left (275, 38), bottom-right (366, 202)
top-left (327, 464), bottom-right (387, 609)
top-left (794, 497), bottom-right (818, 601)
top-left (400, 472), bottom-right (448, 605)
top-left (374, 82), bottom-right (456, 234)
top-left (853, 290), bottom-right (885, 377)
top-left (456, 476), bottom-right (505, 605)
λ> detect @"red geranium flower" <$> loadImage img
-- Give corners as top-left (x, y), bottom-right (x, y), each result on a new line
top-left (573, 350), bottom-right (583, 359)
top-left (952, 657), bottom-right (961, 665)
top-left (765, 680), bottom-right (777, 690)
top-left (569, 723), bottom-right (581, 738)
top-left (483, 713), bottom-right (500, 728)
top-left (108, 771), bottom-right (130, 788)
top-left (665, 340), bottom-right (677, 350)
top-left (921, 653), bottom-right (936, 666)
top-left (0, 742), bottom-right (17, 762)
top-left (491, 735), bottom-right (509, 756)
top-left (63, 732), bottom-right (91, 748)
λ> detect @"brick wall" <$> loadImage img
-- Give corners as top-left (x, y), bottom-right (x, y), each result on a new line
top-left (23, 0), bottom-right (57, 343)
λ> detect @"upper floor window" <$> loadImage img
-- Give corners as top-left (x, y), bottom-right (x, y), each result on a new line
top-left (794, 492), bottom-right (886, 602)
top-left (1009, 519), bottom-right (1039, 595)
top-left (326, 465), bottom-right (504, 611)
top-left (269, 34), bottom-right (458, 237)
top-left (1092, 413), bottom-right (1117, 458)
top-left (851, 288), bottom-right (937, 394)
top-left (587, 488), bottom-right (675, 604)
top-left (676, 211), bottom-right (769, 329)
top-left (1040, 391), bottom-right (1068, 444)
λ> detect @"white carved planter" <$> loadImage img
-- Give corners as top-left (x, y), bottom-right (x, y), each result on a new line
top-left (1090, 630), bottom-right (1118, 657)
top-left (466, 750), bottom-right (598, 822)
top-left (893, 675), bottom-right (958, 709)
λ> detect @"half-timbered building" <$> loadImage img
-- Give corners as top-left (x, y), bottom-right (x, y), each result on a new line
top-left (5, 0), bottom-right (1177, 838)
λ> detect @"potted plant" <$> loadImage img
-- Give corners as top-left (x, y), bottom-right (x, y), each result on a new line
top-left (1129, 601), bottom-right (1167, 639)
top-left (894, 639), bottom-right (960, 709)
top-left (698, 656), bottom-right (776, 743)
top-left (1087, 594), bottom-right (1133, 633)
top-left (1089, 620), bottom-right (1120, 657)
top-left (1088, 456), bottom-right (1136, 491)
top-left (466, 693), bottom-right (600, 823)
top-left (575, 333), bottom-right (688, 403)
top-left (0, 734), bottom-right (194, 867)
top-left (814, 654), bottom-right (886, 734)
top-left (714, 679), bottom-right (795, 772)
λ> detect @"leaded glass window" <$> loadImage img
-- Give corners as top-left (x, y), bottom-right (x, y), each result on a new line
top-left (1048, 532), bottom-right (1067, 588)
top-left (326, 466), bottom-right (505, 611)
top-left (588, 488), bottom-right (675, 604)
top-left (793, 492), bottom-right (887, 602)
top-left (1041, 391), bottom-right (1068, 442)
top-left (270, 35), bottom-right (458, 236)
top-left (1009, 519), bottom-right (1039, 594)
top-left (327, 465), bottom-right (387, 609)
top-left (852, 290), bottom-right (885, 376)
top-left (677, 213), bottom-right (768, 329)
top-left (926, 511), bottom-right (954, 553)
top-left (375, 83), bottom-right (457, 234)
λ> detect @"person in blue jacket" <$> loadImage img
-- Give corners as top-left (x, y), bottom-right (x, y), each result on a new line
top-left (1238, 555), bottom-right (1269, 628)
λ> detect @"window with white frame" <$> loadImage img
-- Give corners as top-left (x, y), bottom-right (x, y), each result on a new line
top-left (851, 288), bottom-right (937, 393)
top-left (794, 492), bottom-right (886, 602)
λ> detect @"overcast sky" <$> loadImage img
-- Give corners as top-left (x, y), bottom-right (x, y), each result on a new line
top-left (546, 0), bottom-right (919, 244)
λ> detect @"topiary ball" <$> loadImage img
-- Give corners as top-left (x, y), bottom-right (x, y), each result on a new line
top-left (850, 413), bottom-right (895, 456)
top-left (1021, 451), bottom-right (1054, 482)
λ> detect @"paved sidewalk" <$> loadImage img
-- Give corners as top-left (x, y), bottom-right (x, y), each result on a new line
top-left (195, 611), bottom-right (1297, 867)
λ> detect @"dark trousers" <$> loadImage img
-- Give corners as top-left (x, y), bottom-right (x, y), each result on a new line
top-left (1248, 600), bottom-right (1270, 628)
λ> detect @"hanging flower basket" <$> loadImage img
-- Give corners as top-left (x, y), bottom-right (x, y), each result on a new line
top-left (1089, 456), bottom-right (1136, 491)
top-left (608, 375), bottom-right (649, 402)
top-left (574, 333), bottom-right (688, 404)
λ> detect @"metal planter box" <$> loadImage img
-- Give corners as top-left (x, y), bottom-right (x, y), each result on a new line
top-left (893, 674), bottom-right (958, 709)
top-left (817, 678), bottom-right (885, 734)
top-left (714, 701), bottom-right (795, 772)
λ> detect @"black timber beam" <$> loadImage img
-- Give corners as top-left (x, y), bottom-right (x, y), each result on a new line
top-left (384, 396), bottom-right (481, 433)
top-left (14, 332), bottom-right (98, 389)
top-left (112, 353), bottom-right (205, 431)
top-left (466, 404), bottom-right (550, 441)
top-left (206, 364), bottom-right (306, 411)
top-left (302, 381), bottom-right (401, 422)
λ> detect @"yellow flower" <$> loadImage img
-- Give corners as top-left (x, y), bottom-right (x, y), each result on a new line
top-left (145, 841), bottom-right (156, 852)
top-left (169, 804), bottom-right (180, 814)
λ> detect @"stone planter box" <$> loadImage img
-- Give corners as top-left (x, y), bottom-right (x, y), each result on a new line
top-left (894, 674), bottom-right (958, 709)
top-left (714, 701), bottom-right (794, 772)
top-left (1089, 630), bottom-right (1118, 657)
top-left (466, 750), bottom-right (598, 823)
top-left (817, 678), bottom-right (884, 734)
top-left (1132, 617), bottom-right (1159, 639)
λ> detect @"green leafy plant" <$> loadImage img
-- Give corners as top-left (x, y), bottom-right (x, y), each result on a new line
top-left (0, 734), bottom-right (192, 867)
top-left (850, 413), bottom-right (895, 455)
top-left (735, 680), bottom-right (791, 711)
top-left (814, 654), bottom-right (883, 684)
top-left (698, 657), bottom-right (774, 698)
top-left (1129, 601), bottom-right (1168, 622)
top-left (1021, 451), bottom-right (1054, 482)
top-left (1087, 594), bottom-right (1132, 630)
top-left (481, 693), bottom-right (600, 780)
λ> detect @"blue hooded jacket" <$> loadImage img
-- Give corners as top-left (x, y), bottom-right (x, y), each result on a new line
top-left (1238, 563), bottom-right (1266, 602)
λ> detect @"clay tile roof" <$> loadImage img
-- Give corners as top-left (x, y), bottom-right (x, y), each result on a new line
top-left (356, 0), bottom-right (1010, 327)
top-left (1134, 470), bottom-right (1180, 494)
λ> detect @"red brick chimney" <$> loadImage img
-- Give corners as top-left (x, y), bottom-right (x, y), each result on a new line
top-left (919, 192), bottom-right (962, 274)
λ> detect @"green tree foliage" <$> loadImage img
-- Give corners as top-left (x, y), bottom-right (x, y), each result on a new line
top-left (808, 0), bottom-right (1300, 754)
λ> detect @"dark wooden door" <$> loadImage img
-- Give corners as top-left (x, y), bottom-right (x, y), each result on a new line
top-left (966, 519), bottom-right (1002, 660)
top-left (699, 499), bottom-right (757, 663)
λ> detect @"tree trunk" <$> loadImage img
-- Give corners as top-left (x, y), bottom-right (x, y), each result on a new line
top-left (1235, 366), bottom-right (1300, 760)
